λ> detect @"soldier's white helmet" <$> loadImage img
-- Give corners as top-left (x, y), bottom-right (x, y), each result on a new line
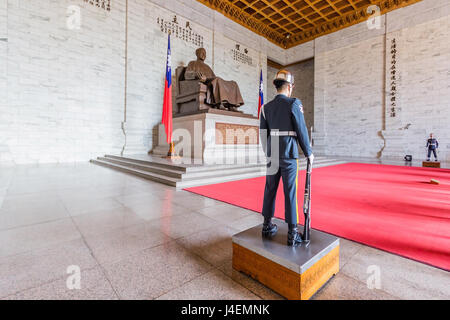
top-left (274, 69), bottom-right (294, 85)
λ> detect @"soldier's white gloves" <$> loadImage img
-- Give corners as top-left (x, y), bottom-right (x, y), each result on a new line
top-left (308, 154), bottom-right (314, 165)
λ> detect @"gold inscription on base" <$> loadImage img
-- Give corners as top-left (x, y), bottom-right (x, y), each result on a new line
top-left (215, 123), bottom-right (259, 145)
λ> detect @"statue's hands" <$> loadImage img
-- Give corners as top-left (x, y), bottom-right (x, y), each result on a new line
top-left (196, 72), bottom-right (207, 82)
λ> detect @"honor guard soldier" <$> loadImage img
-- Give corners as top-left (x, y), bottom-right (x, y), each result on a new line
top-left (260, 70), bottom-right (314, 246)
top-left (426, 133), bottom-right (439, 161)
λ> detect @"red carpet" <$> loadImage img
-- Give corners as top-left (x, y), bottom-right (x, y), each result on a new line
top-left (186, 163), bottom-right (450, 271)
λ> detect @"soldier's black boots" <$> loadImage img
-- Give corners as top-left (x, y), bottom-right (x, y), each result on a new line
top-left (262, 219), bottom-right (278, 238)
top-left (287, 224), bottom-right (303, 246)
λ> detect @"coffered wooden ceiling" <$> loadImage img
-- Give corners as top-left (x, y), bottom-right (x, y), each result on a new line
top-left (197, 0), bottom-right (421, 48)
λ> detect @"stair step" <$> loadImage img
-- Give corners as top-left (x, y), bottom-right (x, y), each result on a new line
top-left (91, 159), bottom-right (267, 189)
top-left (98, 156), bottom-right (266, 181)
top-left (91, 159), bottom-right (179, 187)
top-left (178, 171), bottom-right (265, 189)
top-left (104, 154), bottom-right (265, 173)
top-left (91, 155), bottom-right (347, 189)
top-left (104, 155), bottom-right (189, 172)
top-left (97, 157), bottom-right (185, 179)
top-left (182, 166), bottom-right (264, 181)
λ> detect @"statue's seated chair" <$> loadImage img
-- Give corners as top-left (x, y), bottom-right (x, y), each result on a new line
top-left (175, 66), bottom-right (210, 115)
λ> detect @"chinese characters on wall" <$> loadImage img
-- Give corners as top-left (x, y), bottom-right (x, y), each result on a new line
top-left (83, 0), bottom-right (111, 11)
top-left (389, 38), bottom-right (397, 118)
top-left (231, 44), bottom-right (253, 66)
top-left (157, 16), bottom-right (204, 47)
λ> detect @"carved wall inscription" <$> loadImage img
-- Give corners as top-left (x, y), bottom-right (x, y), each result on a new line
top-left (231, 44), bottom-right (253, 66)
top-left (157, 15), bottom-right (204, 47)
top-left (83, 0), bottom-right (111, 11)
top-left (390, 38), bottom-right (398, 118)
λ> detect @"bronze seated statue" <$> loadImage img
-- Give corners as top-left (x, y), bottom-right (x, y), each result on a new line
top-left (175, 48), bottom-right (244, 115)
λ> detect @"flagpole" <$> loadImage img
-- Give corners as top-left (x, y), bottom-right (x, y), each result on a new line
top-left (258, 69), bottom-right (264, 119)
top-left (162, 32), bottom-right (179, 159)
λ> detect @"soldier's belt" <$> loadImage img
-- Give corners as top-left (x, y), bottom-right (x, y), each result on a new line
top-left (270, 131), bottom-right (297, 137)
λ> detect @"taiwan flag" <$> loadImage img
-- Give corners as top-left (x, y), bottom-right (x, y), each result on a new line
top-left (258, 70), bottom-right (264, 118)
top-left (161, 34), bottom-right (172, 144)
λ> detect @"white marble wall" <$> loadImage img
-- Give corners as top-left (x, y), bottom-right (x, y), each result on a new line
top-left (311, 0), bottom-right (450, 161)
top-left (387, 14), bottom-right (450, 160)
top-left (1, 0), bottom-right (449, 163)
top-left (2, 0), bottom-right (126, 164)
top-left (0, 0), bottom-right (8, 162)
top-left (285, 41), bottom-right (314, 65)
top-left (0, 0), bottom-right (5, 35)
top-left (380, 0), bottom-right (450, 161)
top-left (315, 34), bottom-right (386, 158)
top-left (289, 60), bottom-right (315, 133)
top-left (124, 0), bottom-right (268, 155)
top-left (0, 0), bottom-right (270, 164)
top-left (312, 13), bottom-right (387, 158)
top-left (124, 0), bottom-right (215, 155)
top-left (267, 66), bottom-right (278, 104)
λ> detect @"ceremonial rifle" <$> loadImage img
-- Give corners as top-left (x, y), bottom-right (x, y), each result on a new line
top-left (302, 130), bottom-right (313, 245)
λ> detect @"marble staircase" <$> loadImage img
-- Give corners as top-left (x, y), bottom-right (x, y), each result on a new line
top-left (91, 154), bottom-right (346, 189)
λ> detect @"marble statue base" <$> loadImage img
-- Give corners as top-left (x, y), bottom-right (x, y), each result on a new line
top-left (153, 109), bottom-right (265, 165)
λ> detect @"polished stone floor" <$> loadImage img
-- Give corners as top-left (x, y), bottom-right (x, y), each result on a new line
top-left (0, 162), bottom-right (449, 300)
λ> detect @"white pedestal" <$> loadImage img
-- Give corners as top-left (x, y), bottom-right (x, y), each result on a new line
top-left (152, 110), bottom-right (265, 165)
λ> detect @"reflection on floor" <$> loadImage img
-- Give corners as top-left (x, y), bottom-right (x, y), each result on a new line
top-left (0, 161), bottom-right (449, 300)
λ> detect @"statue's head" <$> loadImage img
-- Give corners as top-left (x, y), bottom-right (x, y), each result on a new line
top-left (195, 48), bottom-right (207, 61)
top-left (430, 133), bottom-right (434, 138)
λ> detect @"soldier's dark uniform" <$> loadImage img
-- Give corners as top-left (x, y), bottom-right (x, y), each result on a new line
top-left (260, 94), bottom-right (312, 234)
top-left (426, 137), bottom-right (439, 161)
